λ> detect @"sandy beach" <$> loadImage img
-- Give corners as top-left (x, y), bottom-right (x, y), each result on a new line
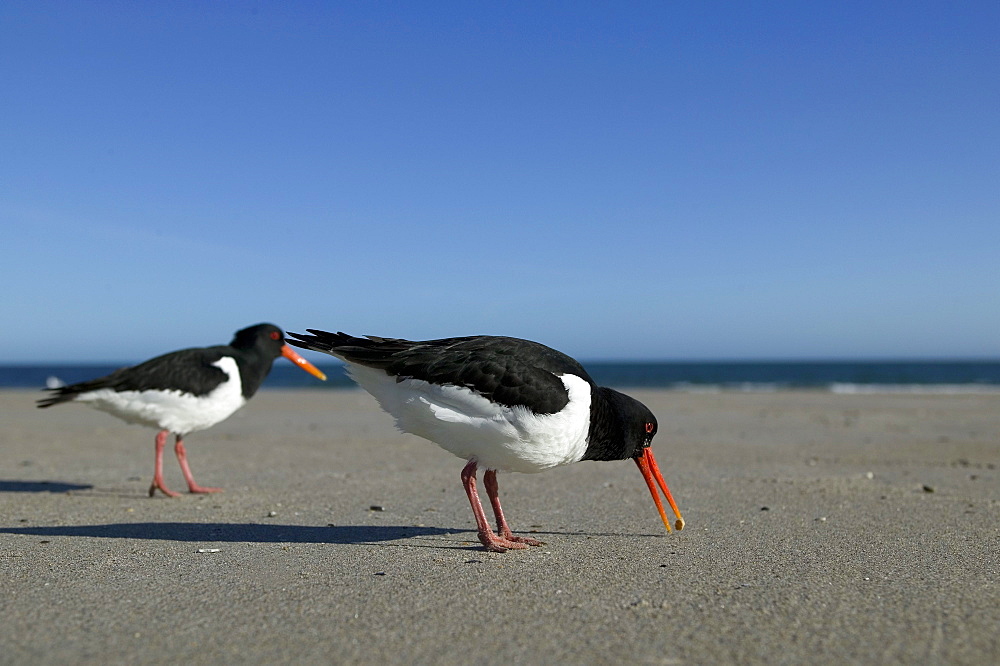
top-left (1, 387), bottom-right (997, 664)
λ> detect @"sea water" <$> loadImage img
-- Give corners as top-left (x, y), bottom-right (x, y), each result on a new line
top-left (4, 360), bottom-right (999, 393)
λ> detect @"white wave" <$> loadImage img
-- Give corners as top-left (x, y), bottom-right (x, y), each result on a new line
top-left (662, 382), bottom-right (1000, 394)
top-left (829, 383), bottom-right (1000, 395)
top-left (666, 382), bottom-right (788, 393)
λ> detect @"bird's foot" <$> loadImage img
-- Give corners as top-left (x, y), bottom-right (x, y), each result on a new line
top-left (478, 532), bottom-right (525, 553)
top-left (149, 479), bottom-right (181, 498)
top-left (502, 533), bottom-right (544, 547)
top-left (187, 484), bottom-right (223, 494)
top-left (477, 530), bottom-right (542, 552)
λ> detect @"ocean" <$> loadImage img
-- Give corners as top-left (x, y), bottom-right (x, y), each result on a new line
top-left (4, 360), bottom-right (1000, 394)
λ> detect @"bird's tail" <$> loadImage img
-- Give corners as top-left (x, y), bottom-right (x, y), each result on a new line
top-left (285, 330), bottom-right (413, 367)
top-left (37, 385), bottom-right (85, 408)
top-left (36, 374), bottom-right (120, 408)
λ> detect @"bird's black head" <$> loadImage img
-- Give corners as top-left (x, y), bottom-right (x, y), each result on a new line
top-left (227, 323), bottom-right (327, 397)
top-left (582, 387), bottom-right (658, 462)
top-left (231, 323), bottom-right (286, 357)
top-left (587, 387), bottom-right (684, 533)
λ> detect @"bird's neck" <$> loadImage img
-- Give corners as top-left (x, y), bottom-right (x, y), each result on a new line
top-left (233, 349), bottom-right (275, 399)
top-left (581, 386), bottom-right (631, 462)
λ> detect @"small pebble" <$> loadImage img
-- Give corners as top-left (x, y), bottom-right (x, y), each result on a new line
top-left (267, 510), bottom-right (278, 517)
top-left (922, 485), bottom-right (935, 493)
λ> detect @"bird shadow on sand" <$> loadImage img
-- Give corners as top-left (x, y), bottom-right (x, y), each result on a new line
top-left (0, 480), bottom-right (95, 493)
top-left (0, 521), bottom-right (464, 546)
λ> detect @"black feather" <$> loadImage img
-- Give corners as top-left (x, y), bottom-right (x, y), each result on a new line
top-left (286, 330), bottom-right (594, 415)
top-left (38, 323), bottom-right (290, 407)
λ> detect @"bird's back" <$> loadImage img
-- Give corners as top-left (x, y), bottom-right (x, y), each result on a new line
top-left (288, 332), bottom-right (594, 415)
top-left (37, 347), bottom-right (230, 408)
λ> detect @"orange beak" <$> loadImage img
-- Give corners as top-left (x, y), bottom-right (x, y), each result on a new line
top-left (281, 344), bottom-right (327, 381)
top-left (634, 447), bottom-right (684, 533)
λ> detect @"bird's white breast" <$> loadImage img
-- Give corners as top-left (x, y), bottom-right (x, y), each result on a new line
top-left (346, 364), bottom-right (592, 473)
top-left (74, 357), bottom-right (247, 435)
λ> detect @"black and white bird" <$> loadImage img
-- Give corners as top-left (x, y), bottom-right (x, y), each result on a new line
top-left (38, 323), bottom-right (327, 497)
top-left (286, 330), bottom-right (684, 552)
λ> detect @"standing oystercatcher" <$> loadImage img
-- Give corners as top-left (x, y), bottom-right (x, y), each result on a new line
top-left (38, 323), bottom-right (327, 497)
top-left (285, 330), bottom-right (684, 552)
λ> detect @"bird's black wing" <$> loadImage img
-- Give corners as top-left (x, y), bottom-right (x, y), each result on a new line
top-left (286, 331), bottom-right (594, 415)
top-left (37, 347), bottom-right (230, 408)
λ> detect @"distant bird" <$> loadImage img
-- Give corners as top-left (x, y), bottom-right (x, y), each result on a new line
top-left (38, 323), bottom-right (327, 497)
top-left (286, 330), bottom-right (684, 552)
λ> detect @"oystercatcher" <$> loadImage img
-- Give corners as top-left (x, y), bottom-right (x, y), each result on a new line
top-left (38, 323), bottom-right (327, 497)
top-left (285, 330), bottom-right (684, 552)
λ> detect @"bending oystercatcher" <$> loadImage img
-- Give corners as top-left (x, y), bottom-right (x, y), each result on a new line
top-left (285, 330), bottom-right (684, 552)
top-left (38, 323), bottom-right (327, 497)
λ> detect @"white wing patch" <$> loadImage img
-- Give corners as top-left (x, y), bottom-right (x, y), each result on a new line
top-left (73, 357), bottom-right (247, 435)
top-left (346, 363), bottom-right (592, 473)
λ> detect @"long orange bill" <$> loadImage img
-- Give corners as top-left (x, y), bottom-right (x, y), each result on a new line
top-left (281, 344), bottom-right (327, 381)
top-left (634, 447), bottom-right (685, 533)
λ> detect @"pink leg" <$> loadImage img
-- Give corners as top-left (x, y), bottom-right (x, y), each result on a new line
top-left (461, 460), bottom-right (528, 552)
top-left (149, 430), bottom-right (180, 498)
top-left (483, 469), bottom-right (543, 547)
top-left (174, 435), bottom-right (222, 494)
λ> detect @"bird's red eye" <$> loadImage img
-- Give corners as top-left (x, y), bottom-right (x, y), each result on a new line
top-left (270, 331), bottom-right (281, 341)
top-left (645, 422), bottom-right (655, 434)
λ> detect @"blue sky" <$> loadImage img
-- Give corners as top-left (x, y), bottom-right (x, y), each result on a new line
top-left (3, 1), bottom-right (997, 362)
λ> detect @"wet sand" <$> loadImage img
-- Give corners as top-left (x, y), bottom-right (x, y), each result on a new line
top-left (2, 388), bottom-right (998, 664)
